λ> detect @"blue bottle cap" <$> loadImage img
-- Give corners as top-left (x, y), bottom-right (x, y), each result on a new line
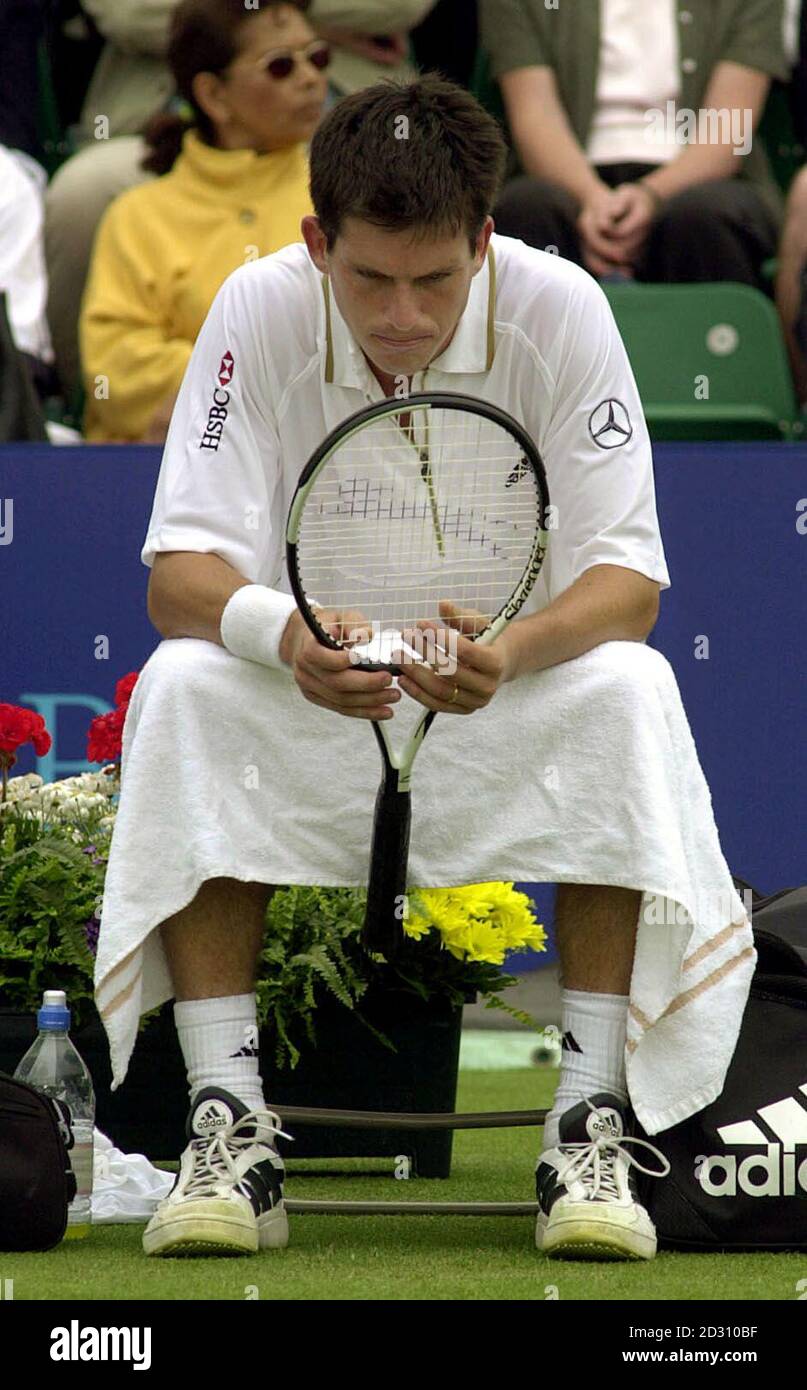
top-left (37, 989), bottom-right (70, 1031)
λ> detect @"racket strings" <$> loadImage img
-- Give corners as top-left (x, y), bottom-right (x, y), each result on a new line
top-left (295, 406), bottom-right (545, 644)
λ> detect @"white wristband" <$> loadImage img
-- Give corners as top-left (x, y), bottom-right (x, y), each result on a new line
top-left (219, 584), bottom-right (299, 671)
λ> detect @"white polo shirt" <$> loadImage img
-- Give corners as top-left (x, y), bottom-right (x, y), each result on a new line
top-left (143, 232), bottom-right (670, 620)
top-left (587, 0), bottom-right (681, 167)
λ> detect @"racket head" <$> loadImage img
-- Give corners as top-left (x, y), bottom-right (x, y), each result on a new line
top-left (286, 392), bottom-right (550, 672)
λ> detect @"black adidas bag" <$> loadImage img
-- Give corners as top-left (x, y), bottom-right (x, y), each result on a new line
top-left (0, 1072), bottom-right (77, 1251)
top-left (636, 882), bottom-right (807, 1251)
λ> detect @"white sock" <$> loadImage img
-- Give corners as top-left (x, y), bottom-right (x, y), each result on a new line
top-left (543, 989), bottom-right (629, 1148)
top-left (174, 993), bottom-right (266, 1113)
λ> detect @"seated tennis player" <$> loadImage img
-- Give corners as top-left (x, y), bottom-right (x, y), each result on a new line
top-left (95, 75), bottom-right (755, 1262)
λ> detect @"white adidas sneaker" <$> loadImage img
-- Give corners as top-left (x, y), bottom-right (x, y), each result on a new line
top-left (535, 1092), bottom-right (670, 1261)
top-left (143, 1087), bottom-right (293, 1257)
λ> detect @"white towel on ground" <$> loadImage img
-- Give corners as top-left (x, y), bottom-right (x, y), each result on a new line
top-left (91, 1129), bottom-right (174, 1223)
top-left (94, 636), bottom-right (754, 1136)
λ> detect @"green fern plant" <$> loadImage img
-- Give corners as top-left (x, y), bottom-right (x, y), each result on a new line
top-left (0, 814), bottom-right (102, 1022)
top-left (256, 886), bottom-right (388, 1068)
top-left (1, 807), bottom-right (543, 1068)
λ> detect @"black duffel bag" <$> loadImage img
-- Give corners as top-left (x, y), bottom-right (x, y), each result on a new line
top-left (0, 1072), bottom-right (77, 1251)
top-left (636, 881), bottom-right (807, 1250)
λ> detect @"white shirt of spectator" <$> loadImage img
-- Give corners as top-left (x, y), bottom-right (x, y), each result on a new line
top-left (0, 146), bottom-right (54, 363)
top-left (143, 233), bottom-right (670, 623)
top-left (587, 0), bottom-right (682, 167)
top-left (783, 0), bottom-right (800, 68)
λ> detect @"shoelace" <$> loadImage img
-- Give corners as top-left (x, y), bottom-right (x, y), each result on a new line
top-left (183, 1108), bottom-right (295, 1200)
top-left (555, 1095), bottom-right (671, 1203)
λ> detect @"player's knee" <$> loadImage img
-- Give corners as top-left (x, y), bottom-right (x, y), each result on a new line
top-left (133, 636), bottom-right (230, 708)
top-left (583, 639), bottom-right (674, 704)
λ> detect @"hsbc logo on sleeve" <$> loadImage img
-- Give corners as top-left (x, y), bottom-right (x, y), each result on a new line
top-left (218, 350), bottom-right (234, 386)
top-left (200, 351), bottom-right (235, 450)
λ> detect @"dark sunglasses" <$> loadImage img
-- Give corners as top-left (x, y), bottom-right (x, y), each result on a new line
top-left (258, 40), bottom-right (331, 80)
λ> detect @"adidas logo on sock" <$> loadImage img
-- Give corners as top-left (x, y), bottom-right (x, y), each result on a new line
top-left (696, 1081), bottom-right (807, 1197)
top-left (560, 1031), bottom-right (583, 1054)
top-left (229, 1045), bottom-right (259, 1059)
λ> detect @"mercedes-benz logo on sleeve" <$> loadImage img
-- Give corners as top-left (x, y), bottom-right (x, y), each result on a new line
top-left (588, 398), bottom-right (633, 449)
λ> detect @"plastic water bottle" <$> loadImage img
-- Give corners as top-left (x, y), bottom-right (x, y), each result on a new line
top-left (14, 990), bottom-right (95, 1239)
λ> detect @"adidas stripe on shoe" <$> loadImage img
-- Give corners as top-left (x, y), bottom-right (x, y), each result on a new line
top-left (143, 1087), bottom-right (292, 1257)
top-left (535, 1092), bottom-right (670, 1261)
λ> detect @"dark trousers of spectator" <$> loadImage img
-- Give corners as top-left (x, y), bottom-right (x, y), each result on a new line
top-left (492, 162), bottom-right (779, 291)
top-left (411, 0), bottom-right (478, 88)
top-left (0, 0), bottom-right (46, 158)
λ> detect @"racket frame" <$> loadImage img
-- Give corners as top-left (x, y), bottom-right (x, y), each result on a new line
top-left (285, 391), bottom-right (550, 956)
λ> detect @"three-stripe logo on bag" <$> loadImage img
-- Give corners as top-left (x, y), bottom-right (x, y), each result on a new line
top-left (696, 1081), bottom-right (807, 1197)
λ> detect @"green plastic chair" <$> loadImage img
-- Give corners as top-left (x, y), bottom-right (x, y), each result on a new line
top-left (469, 46), bottom-right (506, 124)
top-left (35, 40), bottom-right (74, 177)
top-left (603, 282), bottom-right (800, 441)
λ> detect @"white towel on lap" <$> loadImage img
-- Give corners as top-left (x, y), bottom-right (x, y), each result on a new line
top-left (94, 636), bottom-right (754, 1136)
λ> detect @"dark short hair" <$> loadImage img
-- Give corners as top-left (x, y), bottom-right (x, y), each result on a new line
top-left (142, 0), bottom-right (312, 175)
top-left (308, 74), bottom-right (508, 255)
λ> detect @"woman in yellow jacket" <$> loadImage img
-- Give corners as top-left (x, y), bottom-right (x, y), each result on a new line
top-left (80, 0), bottom-right (329, 442)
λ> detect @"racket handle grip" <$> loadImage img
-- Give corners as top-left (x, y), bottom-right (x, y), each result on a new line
top-left (362, 783), bottom-right (412, 960)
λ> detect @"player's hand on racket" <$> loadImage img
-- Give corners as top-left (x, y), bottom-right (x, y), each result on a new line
top-left (281, 607), bottom-right (402, 721)
top-left (396, 600), bottom-right (517, 715)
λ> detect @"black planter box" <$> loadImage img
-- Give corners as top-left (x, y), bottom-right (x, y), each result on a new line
top-left (0, 988), bottom-right (465, 1178)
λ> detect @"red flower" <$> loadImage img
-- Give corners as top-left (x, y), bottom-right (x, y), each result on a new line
top-left (114, 671), bottom-right (139, 709)
top-left (0, 703), bottom-right (53, 759)
top-left (0, 705), bottom-right (52, 799)
top-left (86, 669), bottom-right (140, 765)
top-left (87, 706), bottom-right (128, 765)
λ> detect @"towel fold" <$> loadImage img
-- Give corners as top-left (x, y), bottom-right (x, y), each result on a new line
top-left (95, 636), bottom-right (754, 1136)
top-left (91, 1129), bottom-right (174, 1223)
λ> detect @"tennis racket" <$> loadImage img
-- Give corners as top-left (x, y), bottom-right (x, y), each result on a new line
top-left (286, 391), bottom-right (550, 959)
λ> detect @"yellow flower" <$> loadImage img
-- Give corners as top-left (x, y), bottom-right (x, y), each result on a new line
top-left (518, 921), bottom-right (548, 952)
top-left (475, 883), bottom-right (547, 952)
top-left (453, 885), bottom-right (497, 919)
top-left (402, 909), bottom-right (431, 941)
top-left (462, 919), bottom-right (508, 964)
top-left (441, 924), bottom-right (476, 960)
top-left (408, 889), bottom-right (461, 934)
top-left (405, 883), bottom-right (545, 963)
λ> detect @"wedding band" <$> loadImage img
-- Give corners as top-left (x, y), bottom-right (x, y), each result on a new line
top-left (448, 683), bottom-right (460, 705)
